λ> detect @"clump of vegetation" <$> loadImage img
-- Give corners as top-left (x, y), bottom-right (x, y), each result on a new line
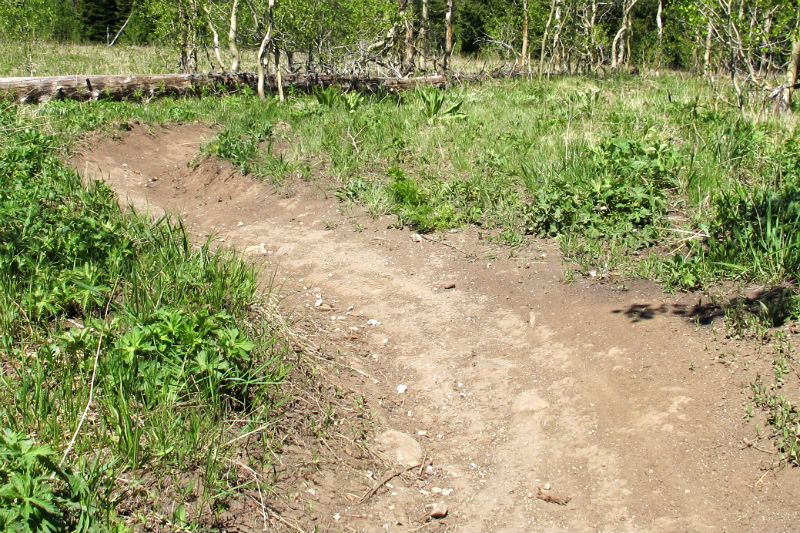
top-left (750, 334), bottom-right (800, 466)
top-left (0, 110), bottom-right (290, 529)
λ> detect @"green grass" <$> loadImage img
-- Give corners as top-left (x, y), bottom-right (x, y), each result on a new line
top-left (0, 106), bottom-right (292, 530)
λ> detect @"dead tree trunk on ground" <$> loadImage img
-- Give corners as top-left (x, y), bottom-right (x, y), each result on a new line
top-left (0, 73), bottom-right (450, 104)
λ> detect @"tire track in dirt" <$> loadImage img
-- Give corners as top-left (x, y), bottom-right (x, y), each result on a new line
top-left (76, 123), bottom-right (800, 532)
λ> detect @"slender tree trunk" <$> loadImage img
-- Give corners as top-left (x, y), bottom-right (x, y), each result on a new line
top-left (419, 0), bottom-right (429, 69)
top-left (257, 0), bottom-right (275, 100)
top-left (582, 0), bottom-right (598, 72)
top-left (178, 0), bottom-right (197, 73)
top-left (229, 0), bottom-right (240, 72)
top-left (611, 0), bottom-right (640, 70)
top-left (550, 0), bottom-right (563, 73)
top-left (443, 0), bottom-right (453, 71)
top-left (703, 19), bottom-right (713, 75)
top-left (402, 0), bottom-right (416, 73)
top-left (274, 46), bottom-right (284, 102)
top-left (108, 9), bottom-right (133, 47)
top-left (204, 6), bottom-right (224, 69)
top-left (519, 0), bottom-right (529, 69)
top-left (783, 36), bottom-right (800, 110)
top-left (759, 10), bottom-right (774, 77)
top-left (656, 0), bottom-right (663, 68)
top-left (726, 2), bottom-right (743, 107)
top-left (539, 0), bottom-right (557, 77)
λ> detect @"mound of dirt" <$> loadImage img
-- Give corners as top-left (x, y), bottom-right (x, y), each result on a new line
top-left (75, 122), bottom-right (800, 532)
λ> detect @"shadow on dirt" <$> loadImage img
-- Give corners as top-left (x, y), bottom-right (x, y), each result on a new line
top-left (613, 286), bottom-right (798, 326)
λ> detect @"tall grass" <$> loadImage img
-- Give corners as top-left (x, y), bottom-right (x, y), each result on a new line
top-left (0, 105), bottom-right (290, 529)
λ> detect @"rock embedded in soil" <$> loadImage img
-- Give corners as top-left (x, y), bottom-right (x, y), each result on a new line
top-left (376, 430), bottom-right (423, 468)
top-left (244, 243), bottom-right (267, 256)
top-left (430, 501), bottom-right (448, 519)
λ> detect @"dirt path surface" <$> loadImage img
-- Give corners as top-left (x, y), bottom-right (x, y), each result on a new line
top-left (76, 123), bottom-right (800, 532)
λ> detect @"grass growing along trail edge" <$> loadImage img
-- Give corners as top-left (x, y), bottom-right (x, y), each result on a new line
top-left (0, 106), bottom-right (294, 530)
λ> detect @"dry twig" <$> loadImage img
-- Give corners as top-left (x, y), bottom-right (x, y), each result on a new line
top-left (360, 458), bottom-right (432, 503)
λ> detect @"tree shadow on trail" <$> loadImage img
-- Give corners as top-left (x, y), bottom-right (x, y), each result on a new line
top-left (612, 286), bottom-right (798, 326)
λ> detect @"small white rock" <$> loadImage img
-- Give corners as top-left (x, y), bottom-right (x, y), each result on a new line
top-left (397, 384), bottom-right (408, 394)
top-left (411, 233), bottom-right (423, 242)
top-left (314, 298), bottom-right (323, 307)
top-left (237, 221), bottom-right (244, 226)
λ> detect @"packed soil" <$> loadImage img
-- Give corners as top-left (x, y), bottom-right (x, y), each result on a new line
top-left (75, 122), bottom-right (800, 532)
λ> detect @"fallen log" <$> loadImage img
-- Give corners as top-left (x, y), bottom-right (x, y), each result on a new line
top-left (0, 72), bottom-right (448, 104)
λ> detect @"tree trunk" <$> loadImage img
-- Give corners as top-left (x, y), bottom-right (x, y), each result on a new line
top-left (419, 0), bottom-right (429, 69)
top-left (108, 9), bottom-right (133, 47)
top-left (703, 19), bottom-right (713, 75)
top-left (204, 6), bottom-right (224, 69)
top-left (783, 36), bottom-right (800, 110)
top-left (444, 0), bottom-right (453, 71)
top-left (402, 0), bottom-right (416, 73)
top-left (655, 0), bottom-right (663, 69)
top-left (611, 0), bottom-right (640, 70)
top-left (274, 46), bottom-right (284, 102)
top-left (539, 0), bottom-right (557, 77)
top-left (519, 0), bottom-right (529, 69)
top-left (550, 0), bottom-right (563, 73)
top-left (257, 0), bottom-right (275, 100)
top-left (0, 73), bottom-right (450, 104)
top-left (229, 0), bottom-right (240, 73)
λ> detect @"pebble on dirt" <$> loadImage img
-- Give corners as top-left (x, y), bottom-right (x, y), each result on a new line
top-left (430, 501), bottom-right (448, 519)
top-left (244, 243), bottom-right (267, 256)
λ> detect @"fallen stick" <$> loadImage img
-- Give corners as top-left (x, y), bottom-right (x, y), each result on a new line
top-left (535, 487), bottom-right (571, 505)
top-left (360, 458), bottom-right (433, 504)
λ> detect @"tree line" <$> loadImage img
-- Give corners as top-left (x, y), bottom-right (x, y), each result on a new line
top-left (1, 1), bottom-right (799, 104)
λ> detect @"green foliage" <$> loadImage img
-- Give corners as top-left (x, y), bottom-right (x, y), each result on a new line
top-left (0, 429), bottom-right (66, 533)
top-left (751, 369), bottom-right (800, 466)
top-left (0, 114), bottom-right (289, 527)
top-left (706, 182), bottom-right (800, 283)
top-left (207, 113), bottom-right (275, 175)
top-left (418, 88), bottom-right (466, 124)
top-left (387, 167), bottom-right (481, 233)
top-left (521, 137), bottom-right (674, 249)
top-left (0, 428), bottom-right (111, 533)
top-left (314, 85), bottom-right (341, 108)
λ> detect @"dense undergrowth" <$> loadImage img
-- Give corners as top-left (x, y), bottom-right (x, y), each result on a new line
top-left (0, 107), bottom-right (291, 530)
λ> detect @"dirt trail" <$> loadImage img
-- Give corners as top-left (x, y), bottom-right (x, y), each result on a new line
top-left (76, 123), bottom-right (800, 532)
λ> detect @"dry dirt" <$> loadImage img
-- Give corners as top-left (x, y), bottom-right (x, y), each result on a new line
top-left (75, 122), bottom-right (800, 532)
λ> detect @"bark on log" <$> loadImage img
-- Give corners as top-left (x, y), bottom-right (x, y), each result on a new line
top-left (0, 72), bottom-right (449, 104)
